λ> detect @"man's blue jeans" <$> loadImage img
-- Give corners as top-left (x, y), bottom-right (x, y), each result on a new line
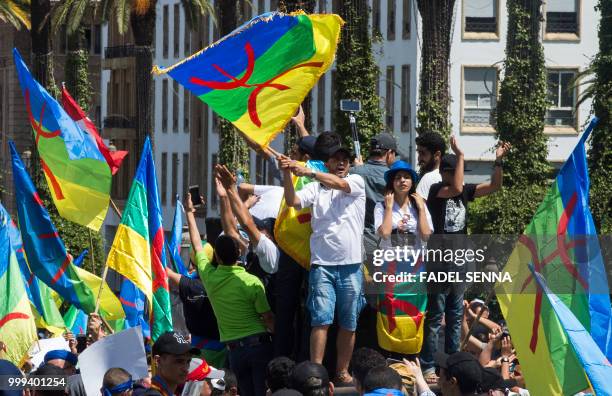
top-left (420, 290), bottom-right (464, 372)
top-left (228, 341), bottom-right (272, 396)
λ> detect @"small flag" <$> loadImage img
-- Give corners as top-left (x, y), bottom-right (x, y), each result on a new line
top-left (169, 196), bottom-right (190, 277)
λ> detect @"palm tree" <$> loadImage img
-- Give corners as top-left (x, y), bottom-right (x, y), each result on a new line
top-left (0, 0), bottom-right (30, 29)
top-left (52, 0), bottom-right (214, 152)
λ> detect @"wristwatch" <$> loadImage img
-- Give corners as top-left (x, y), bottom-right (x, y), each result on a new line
top-left (501, 356), bottom-right (510, 363)
top-left (310, 170), bottom-right (317, 179)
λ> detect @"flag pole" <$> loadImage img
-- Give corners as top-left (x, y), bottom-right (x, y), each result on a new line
top-left (88, 230), bottom-right (96, 273)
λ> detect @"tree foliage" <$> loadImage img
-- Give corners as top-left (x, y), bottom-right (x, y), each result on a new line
top-left (586, 0), bottom-right (612, 234)
top-left (416, 0), bottom-right (455, 138)
top-left (334, 0), bottom-right (383, 157)
top-left (470, 0), bottom-right (550, 236)
top-left (495, 0), bottom-right (549, 187)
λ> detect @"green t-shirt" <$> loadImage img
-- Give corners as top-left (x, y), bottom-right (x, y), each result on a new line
top-left (195, 251), bottom-right (270, 342)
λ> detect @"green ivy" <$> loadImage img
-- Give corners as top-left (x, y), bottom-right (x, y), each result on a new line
top-left (334, 1), bottom-right (384, 158)
top-left (587, 0), bottom-right (612, 234)
top-left (65, 30), bottom-right (92, 112)
top-left (495, 0), bottom-right (549, 187)
top-left (219, 119), bottom-right (250, 179)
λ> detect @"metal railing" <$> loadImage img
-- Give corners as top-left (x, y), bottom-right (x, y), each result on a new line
top-left (546, 12), bottom-right (578, 34)
top-left (465, 17), bottom-right (497, 33)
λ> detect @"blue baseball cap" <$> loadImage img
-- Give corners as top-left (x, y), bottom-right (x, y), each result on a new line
top-left (384, 160), bottom-right (419, 185)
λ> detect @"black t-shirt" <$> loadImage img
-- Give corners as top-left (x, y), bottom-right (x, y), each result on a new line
top-left (426, 183), bottom-right (477, 234)
top-left (178, 276), bottom-right (220, 340)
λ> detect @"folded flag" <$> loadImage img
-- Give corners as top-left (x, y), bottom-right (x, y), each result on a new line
top-left (106, 137), bottom-right (172, 340)
top-left (13, 48), bottom-right (111, 231)
top-left (10, 142), bottom-right (124, 321)
top-left (61, 85), bottom-right (128, 175)
top-left (0, 203), bottom-right (65, 334)
top-left (63, 305), bottom-right (88, 335)
top-left (274, 160), bottom-right (326, 268)
top-left (153, 11), bottom-right (343, 147)
top-left (169, 196), bottom-right (190, 277)
top-left (0, 212), bottom-right (37, 365)
top-left (495, 118), bottom-right (611, 395)
top-left (530, 266), bottom-right (612, 396)
top-left (119, 278), bottom-right (150, 339)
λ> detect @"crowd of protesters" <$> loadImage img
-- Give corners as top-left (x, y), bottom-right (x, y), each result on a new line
top-left (0, 108), bottom-right (542, 396)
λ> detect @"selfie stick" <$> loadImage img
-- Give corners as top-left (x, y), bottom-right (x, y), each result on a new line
top-left (350, 113), bottom-right (362, 163)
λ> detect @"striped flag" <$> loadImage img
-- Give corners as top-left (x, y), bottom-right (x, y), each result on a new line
top-left (10, 142), bottom-right (125, 321)
top-left (106, 138), bottom-right (172, 340)
top-left (169, 197), bottom-right (189, 277)
top-left (0, 212), bottom-right (37, 365)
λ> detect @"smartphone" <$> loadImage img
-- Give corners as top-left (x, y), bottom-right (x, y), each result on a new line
top-left (76, 335), bottom-right (87, 353)
top-left (189, 185), bottom-right (203, 207)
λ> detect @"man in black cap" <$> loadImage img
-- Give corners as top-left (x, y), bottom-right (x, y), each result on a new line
top-left (279, 132), bottom-right (366, 385)
top-left (290, 361), bottom-right (333, 396)
top-left (147, 331), bottom-right (200, 396)
top-left (435, 352), bottom-right (484, 396)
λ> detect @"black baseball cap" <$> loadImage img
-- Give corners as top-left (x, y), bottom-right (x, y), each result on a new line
top-left (435, 352), bottom-right (482, 391)
top-left (297, 136), bottom-right (317, 157)
top-left (152, 331), bottom-right (200, 356)
top-left (480, 367), bottom-right (518, 392)
top-left (318, 144), bottom-right (353, 161)
top-left (291, 361), bottom-right (329, 393)
top-left (370, 133), bottom-right (397, 151)
top-left (439, 154), bottom-right (471, 172)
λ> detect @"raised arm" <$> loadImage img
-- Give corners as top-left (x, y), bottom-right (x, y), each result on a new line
top-left (290, 163), bottom-right (350, 193)
top-left (474, 141), bottom-right (511, 198)
top-left (376, 191), bottom-right (395, 239)
top-left (291, 105), bottom-right (309, 137)
top-left (278, 155), bottom-right (301, 208)
top-left (185, 193), bottom-right (203, 253)
top-left (436, 135), bottom-right (464, 199)
top-left (216, 164), bottom-right (262, 245)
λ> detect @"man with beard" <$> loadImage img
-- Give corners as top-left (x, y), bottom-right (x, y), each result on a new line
top-left (415, 132), bottom-right (447, 200)
top-left (278, 132), bottom-right (366, 386)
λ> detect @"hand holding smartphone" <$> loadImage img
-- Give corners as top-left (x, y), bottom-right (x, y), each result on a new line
top-left (189, 185), bottom-right (203, 208)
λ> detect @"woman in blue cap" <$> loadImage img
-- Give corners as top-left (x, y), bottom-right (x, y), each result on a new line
top-left (374, 160), bottom-right (433, 249)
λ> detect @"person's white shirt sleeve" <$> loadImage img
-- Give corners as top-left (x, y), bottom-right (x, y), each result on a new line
top-left (416, 171), bottom-right (441, 199)
top-left (373, 202), bottom-right (385, 235)
top-left (295, 181), bottom-right (318, 209)
top-left (254, 234), bottom-right (280, 274)
top-left (345, 174), bottom-right (365, 197)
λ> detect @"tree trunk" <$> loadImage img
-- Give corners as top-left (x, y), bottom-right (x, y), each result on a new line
top-left (416, 0), bottom-right (454, 138)
top-left (131, 3), bottom-right (156, 155)
top-left (280, 0), bottom-right (316, 152)
top-left (66, 26), bottom-right (92, 112)
top-left (496, 0), bottom-right (548, 187)
top-left (218, 0), bottom-right (250, 178)
top-left (334, 0), bottom-right (383, 157)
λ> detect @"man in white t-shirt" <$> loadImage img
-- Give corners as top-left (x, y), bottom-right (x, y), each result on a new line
top-left (278, 132), bottom-right (366, 386)
top-left (415, 132), bottom-right (447, 200)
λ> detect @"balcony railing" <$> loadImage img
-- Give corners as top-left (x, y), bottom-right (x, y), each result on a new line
top-left (104, 115), bottom-right (136, 129)
top-left (465, 17), bottom-right (497, 33)
top-left (546, 12), bottom-right (578, 34)
top-left (104, 45), bottom-right (136, 59)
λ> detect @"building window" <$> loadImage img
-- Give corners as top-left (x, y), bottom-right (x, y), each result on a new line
top-left (256, 155), bottom-right (265, 185)
top-left (93, 24), bottom-right (102, 54)
top-left (173, 80), bottom-right (179, 132)
top-left (211, 153), bottom-right (218, 209)
top-left (385, 66), bottom-right (395, 132)
top-left (401, 65), bottom-right (410, 133)
top-left (161, 152), bottom-right (168, 204)
top-left (174, 4), bottom-right (180, 57)
top-left (240, 0), bottom-right (252, 21)
top-left (270, 0), bottom-right (278, 10)
top-left (184, 88), bottom-right (190, 132)
top-left (172, 153), bottom-right (178, 201)
top-left (546, 69), bottom-right (577, 127)
top-left (182, 153), bottom-right (189, 198)
top-left (162, 79), bottom-right (168, 132)
top-left (332, 0), bottom-right (340, 12)
top-left (212, 113), bottom-right (219, 134)
top-left (464, 0), bottom-right (498, 34)
top-left (387, 0), bottom-right (396, 40)
top-left (163, 5), bottom-right (169, 58)
top-left (202, 104), bottom-right (209, 137)
top-left (258, 0), bottom-right (265, 13)
top-left (184, 12), bottom-right (190, 56)
top-left (545, 0), bottom-right (579, 35)
top-left (317, 76), bottom-right (326, 132)
top-left (463, 67), bottom-right (497, 127)
top-left (402, 0), bottom-right (410, 39)
top-left (319, 0), bottom-right (326, 12)
top-left (372, 0), bottom-right (381, 37)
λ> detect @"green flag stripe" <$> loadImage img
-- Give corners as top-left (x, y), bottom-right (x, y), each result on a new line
top-left (120, 180), bottom-right (150, 241)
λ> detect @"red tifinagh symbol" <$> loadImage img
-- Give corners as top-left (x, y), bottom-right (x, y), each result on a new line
top-left (24, 89), bottom-right (65, 200)
top-left (519, 192), bottom-right (588, 353)
top-left (378, 260), bottom-right (424, 332)
top-left (0, 312), bottom-right (30, 329)
top-left (189, 42), bottom-right (324, 128)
